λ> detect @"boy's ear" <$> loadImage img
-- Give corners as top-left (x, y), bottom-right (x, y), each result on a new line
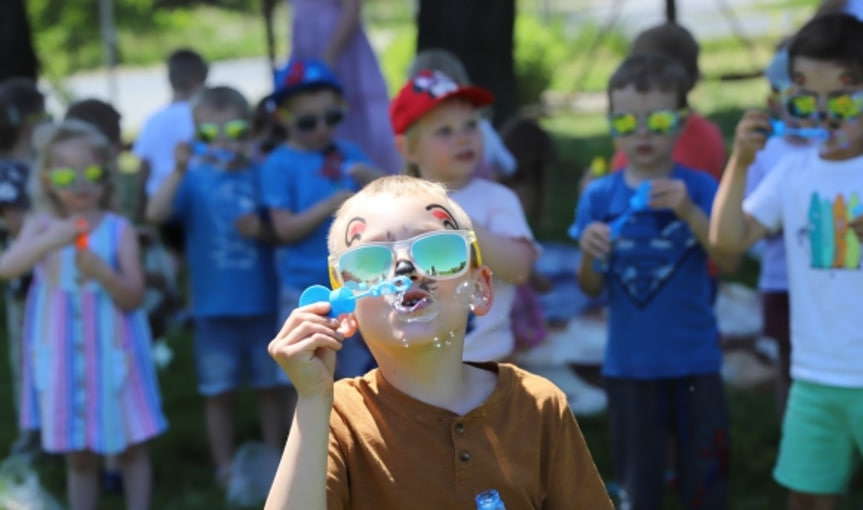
top-left (394, 134), bottom-right (410, 160)
top-left (468, 266), bottom-right (495, 317)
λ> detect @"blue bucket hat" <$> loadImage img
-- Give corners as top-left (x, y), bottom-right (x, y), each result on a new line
top-left (268, 58), bottom-right (343, 106)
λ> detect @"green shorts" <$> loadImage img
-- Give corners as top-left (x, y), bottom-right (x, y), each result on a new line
top-left (773, 380), bottom-right (863, 494)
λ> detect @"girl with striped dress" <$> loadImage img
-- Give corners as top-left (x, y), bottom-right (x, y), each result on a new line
top-left (0, 120), bottom-right (167, 510)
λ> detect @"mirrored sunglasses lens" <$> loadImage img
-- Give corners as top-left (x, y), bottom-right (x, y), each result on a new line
top-left (787, 95), bottom-right (817, 118)
top-left (646, 111), bottom-right (677, 134)
top-left (197, 124), bottom-right (219, 143)
top-left (338, 246), bottom-right (392, 285)
top-left (50, 168), bottom-right (78, 188)
top-left (826, 94), bottom-right (862, 120)
top-left (83, 165), bottom-right (105, 182)
top-left (609, 114), bottom-right (637, 136)
top-left (412, 233), bottom-right (469, 278)
top-left (225, 120), bottom-right (250, 140)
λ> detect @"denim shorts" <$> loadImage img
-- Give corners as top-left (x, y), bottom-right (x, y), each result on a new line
top-left (194, 313), bottom-right (288, 396)
top-left (774, 380), bottom-right (863, 494)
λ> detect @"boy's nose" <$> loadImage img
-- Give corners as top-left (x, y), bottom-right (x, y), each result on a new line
top-left (394, 259), bottom-right (417, 279)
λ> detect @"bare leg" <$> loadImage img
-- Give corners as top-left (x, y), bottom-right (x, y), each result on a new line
top-left (257, 387), bottom-right (287, 450)
top-left (67, 451), bottom-right (100, 510)
top-left (118, 442), bottom-right (152, 510)
top-left (788, 491), bottom-right (837, 510)
top-left (206, 391), bottom-right (236, 484)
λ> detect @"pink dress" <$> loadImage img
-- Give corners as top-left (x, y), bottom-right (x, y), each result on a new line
top-left (289, 0), bottom-right (401, 174)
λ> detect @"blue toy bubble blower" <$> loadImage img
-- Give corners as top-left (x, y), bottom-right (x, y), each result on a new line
top-left (298, 276), bottom-right (412, 317)
top-left (761, 119), bottom-right (830, 142)
top-left (193, 141), bottom-right (237, 164)
top-left (609, 180), bottom-right (652, 241)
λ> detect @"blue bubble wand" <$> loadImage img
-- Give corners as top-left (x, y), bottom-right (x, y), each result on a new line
top-left (299, 276), bottom-right (412, 317)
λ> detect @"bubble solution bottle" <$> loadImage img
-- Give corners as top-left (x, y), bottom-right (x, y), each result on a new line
top-left (475, 489), bottom-right (506, 510)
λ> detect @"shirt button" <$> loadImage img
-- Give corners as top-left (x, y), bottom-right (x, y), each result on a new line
top-left (459, 450), bottom-right (471, 462)
top-left (455, 423), bottom-right (465, 435)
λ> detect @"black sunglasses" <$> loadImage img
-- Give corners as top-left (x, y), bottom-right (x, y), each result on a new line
top-left (284, 109), bottom-right (345, 133)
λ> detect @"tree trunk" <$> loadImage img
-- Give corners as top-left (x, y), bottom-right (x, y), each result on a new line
top-left (0, 0), bottom-right (39, 81)
top-left (416, 0), bottom-right (516, 125)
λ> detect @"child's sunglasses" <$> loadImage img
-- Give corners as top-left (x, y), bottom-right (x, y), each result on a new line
top-left (608, 109), bottom-right (686, 137)
top-left (785, 91), bottom-right (863, 122)
top-left (48, 165), bottom-right (107, 189)
top-left (284, 109), bottom-right (345, 133)
top-left (195, 119), bottom-right (250, 143)
top-left (328, 230), bottom-right (483, 289)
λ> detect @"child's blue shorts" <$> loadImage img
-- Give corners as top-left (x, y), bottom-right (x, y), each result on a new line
top-left (193, 313), bottom-right (288, 396)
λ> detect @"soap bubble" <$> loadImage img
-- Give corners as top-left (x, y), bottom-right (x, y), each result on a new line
top-left (454, 280), bottom-right (488, 311)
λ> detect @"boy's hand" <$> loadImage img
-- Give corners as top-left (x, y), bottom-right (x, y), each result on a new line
top-left (579, 222), bottom-right (611, 260)
top-left (174, 142), bottom-right (192, 173)
top-left (345, 163), bottom-right (383, 185)
top-left (733, 110), bottom-right (770, 168)
top-left (75, 248), bottom-right (110, 281)
top-left (649, 178), bottom-right (695, 220)
top-left (268, 303), bottom-right (354, 398)
top-left (235, 213), bottom-right (262, 238)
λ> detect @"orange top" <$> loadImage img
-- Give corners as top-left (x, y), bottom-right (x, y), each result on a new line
top-left (75, 218), bottom-right (89, 250)
top-left (325, 363), bottom-right (613, 510)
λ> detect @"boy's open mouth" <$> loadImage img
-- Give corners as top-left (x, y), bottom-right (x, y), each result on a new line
top-left (389, 284), bottom-right (440, 323)
top-left (396, 288), bottom-right (431, 312)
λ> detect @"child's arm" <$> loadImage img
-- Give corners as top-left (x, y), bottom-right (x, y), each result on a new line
top-left (649, 178), bottom-right (741, 274)
top-left (0, 215), bottom-right (79, 280)
top-left (472, 224), bottom-right (536, 285)
top-left (145, 143), bottom-right (190, 224)
top-left (76, 225), bottom-right (146, 311)
top-left (265, 302), bottom-right (356, 510)
top-left (321, 0), bottom-right (361, 68)
top-left (710, 110), bottom-right (772, 254)
top-left (270, 190), bottom-right (352, 243)
top-left (575, 222), bottom-right (609, 297)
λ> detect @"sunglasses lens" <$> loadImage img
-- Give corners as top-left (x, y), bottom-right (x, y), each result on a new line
top-left (83, 165), bottom-right (105, 183)
top-left (646, 110), bottom-right (678, 135)
top-left (338, 245), bottom-right (393, 286)
top-left (224, 120), bottom-right (250, 140)
top-left (197, 124), bottom-right (219, 143)
top-left (826, 93), bottom-right (862, 120)
top-left (295, 116), bottom-right (318, 132)
top-left (49, 168), bottom-right (78, 188)
top-left (609, 113), bottom-right (638, 137)
top-left (787, 94), bottom-right (817, 118)
top-left (325, 110), bottom-right (345, 127)
top-left (411, 233), bottom-right (469, 278)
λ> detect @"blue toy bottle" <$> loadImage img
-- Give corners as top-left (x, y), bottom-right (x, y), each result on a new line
top-left (475, 489), bottom-right (506, 510)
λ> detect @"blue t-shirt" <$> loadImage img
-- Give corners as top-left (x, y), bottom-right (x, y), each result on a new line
top-left (569, 165), bottom-right (721, 378)
top-left (172, 162), bottom-right (278, 317)
top-left (259, 141), bottom-right (370, 290)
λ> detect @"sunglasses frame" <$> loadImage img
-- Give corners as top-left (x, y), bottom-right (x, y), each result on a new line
top-left (195, 119), bottom-right (251, 143)
top-left (607, 108), bottom-right (688, 138)
top-left (327, 230), bottom-right (483, 290)
top-left (783, 89), bottom-right (863, 122)
top-left (47, 165), bottom-right (108, 190)
top-left (281, 108), bottom-right (346, 133)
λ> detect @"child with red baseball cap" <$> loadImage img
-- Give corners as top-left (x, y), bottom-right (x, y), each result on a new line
top-left (389, 70), bottom-right (538, 363)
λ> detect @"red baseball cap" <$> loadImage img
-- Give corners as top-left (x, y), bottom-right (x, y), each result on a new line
top-left (389, 70), bottom-right (494, 135)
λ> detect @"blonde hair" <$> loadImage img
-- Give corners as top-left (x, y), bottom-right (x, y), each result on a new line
top-left (327, 175), bottom-right (473, 254)
top-left (31, 119), bottom-right (117, 216)
top-left (407, 49), bottom-right (471, 85)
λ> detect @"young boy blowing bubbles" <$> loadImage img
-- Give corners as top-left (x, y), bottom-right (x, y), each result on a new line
top-left (265, 175), bottom-right (613, 509)
top-left (711, 13), bottom-right (863, 510)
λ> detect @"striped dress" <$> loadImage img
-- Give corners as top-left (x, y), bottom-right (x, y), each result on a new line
top-left (19, 212), bottom-right (168, 454)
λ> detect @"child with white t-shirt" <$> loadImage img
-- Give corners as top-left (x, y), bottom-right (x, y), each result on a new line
top-left (711, 13), bottom-right (863, 508)
top-left (390, 70), bottom-right (538, 362)
top-left (133, 49), bottom-right (208, 222)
